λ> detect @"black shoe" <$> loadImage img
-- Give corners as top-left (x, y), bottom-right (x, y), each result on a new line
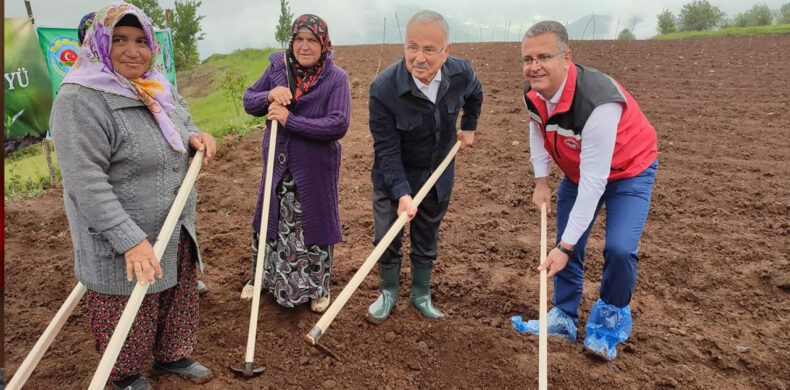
top-left (197, 280), bottom-right (208, 295)
top-left (111, 374), bottom-right (152, 390)
top-left (153, 358), bottom-right (213, 384)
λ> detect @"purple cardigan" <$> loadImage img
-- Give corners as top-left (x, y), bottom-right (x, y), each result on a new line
top-left (244, 51), bottom-right (350, 245)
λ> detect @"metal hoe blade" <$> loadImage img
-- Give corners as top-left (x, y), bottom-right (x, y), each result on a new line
top-left (229, 362), bottom-right (265, 377)
top-left (312, 342), bottom-right (342, 361)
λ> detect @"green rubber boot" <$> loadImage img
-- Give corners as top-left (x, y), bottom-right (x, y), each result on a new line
top-left (409, 266), bottom-right (446, 320)
top-left (365, 263), bottom-right (400, 324)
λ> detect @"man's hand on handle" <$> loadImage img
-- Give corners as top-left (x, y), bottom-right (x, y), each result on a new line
top-left (539, 241), bottom-right (573, 278)
top-left (532, 177), bottom-right (552, 214)
top-left (457, 130), bottom-right (475, 151)
top-left (398, 195), bottom-right (418, 222)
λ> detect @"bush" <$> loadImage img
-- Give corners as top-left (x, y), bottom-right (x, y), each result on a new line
top-left (778, 2), bottom-right (790, 24)
top-left (617, 28), bottom-right (636, 40)
top-left (220, 69), bottom-right (247, 117)
top-left (4, 163), bottom-right (59, 200)
top-left (678, 0), bottom-right (725, 31)
top-left (657, 9), bottom-right (678, 34)
top-left (734, 3), bottom-right (774, 27)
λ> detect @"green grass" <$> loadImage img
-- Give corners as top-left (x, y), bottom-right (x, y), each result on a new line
top-left (4, 145), bottom-right (60, 199)
top-left (180, 47), bottom-right (279, 138)
top-left (4, 47), bottom-right (278, 199)
top-left (201, 47), bottom-right (279, 82)
top-left (653, 24), bottom-right (790, 40)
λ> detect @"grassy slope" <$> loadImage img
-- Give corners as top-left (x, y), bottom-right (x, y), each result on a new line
top-left (179, 47), bottom-right (278, 136)
top-left (653, 23), bottom-right (790, 40)
top-left (4, 47), bottom-right (278, 197)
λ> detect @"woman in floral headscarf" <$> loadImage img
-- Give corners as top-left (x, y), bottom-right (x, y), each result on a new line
top-left (240, 14), bottom-right (350, 314)
top-left (50, 3), bottom-right (215, 389)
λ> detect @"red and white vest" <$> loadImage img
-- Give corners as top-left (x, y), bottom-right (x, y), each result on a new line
top-left (524, 63), bottom-right (657, 183)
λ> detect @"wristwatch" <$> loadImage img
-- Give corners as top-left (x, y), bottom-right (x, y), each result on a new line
top-left (555, 242), bottom-right (573, 256)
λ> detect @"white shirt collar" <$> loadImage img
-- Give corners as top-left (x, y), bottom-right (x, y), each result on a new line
top-left (412, 69), bottom-right (442, 103)
top-left (537, 73), bottom-right (569, 105)
top-left (413, 68), bottom-right (442, 88)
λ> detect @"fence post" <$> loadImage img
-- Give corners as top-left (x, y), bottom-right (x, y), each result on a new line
top-left (25, 0), bottom-right (57, 185)
top-left (394, 12), bottom-right (403, 45)
top-left (43, 140), bottom-right (56, 185)
top-left (375, 17), bottom-right (386, 76)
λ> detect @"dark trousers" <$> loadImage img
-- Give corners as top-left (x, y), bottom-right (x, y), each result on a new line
top-left (373, 188), bottom-right (450, 269)
top-left (554, 160), bottom-right (658, 323)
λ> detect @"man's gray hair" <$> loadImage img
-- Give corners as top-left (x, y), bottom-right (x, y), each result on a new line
top-left (407, 10), bottom-right (450, 45)
top-left (524, 20), bottom-right (569, 51)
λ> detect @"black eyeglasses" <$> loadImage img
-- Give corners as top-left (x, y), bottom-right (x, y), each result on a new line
top-left (520, 50), bottom-right (567, 66)
top-left (405, 44), bottom-right (445, 57)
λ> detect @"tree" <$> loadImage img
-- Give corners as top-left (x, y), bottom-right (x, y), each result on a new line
top-left (221, 69), bottom-right (247, 117)
top-left (172, 0), bottom-right (204, 70)
top-left (127, 0), bottom-right (165, 28)
top-left (778, 2), bottom-right (790, 24)
top-left (656, 9), bottom-right (678, 34)
top-left (734, 3), bottom-right (774, 27)
top-left (617, 28), bottom-right (636, 40)
top-left (275, 0), bottom-right (293, 48)
top-left (751, 3), bottom-right (775, 25)
top-left (678, 0), bottom-right (725, 31)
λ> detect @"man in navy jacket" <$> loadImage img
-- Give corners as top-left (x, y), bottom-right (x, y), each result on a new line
top-left (366, 10), bottom-right (483, 323)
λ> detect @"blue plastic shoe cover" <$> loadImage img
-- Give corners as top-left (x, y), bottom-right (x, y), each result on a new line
top-left (510, 307), bottom-right (577, 342)
top-left (583, 299), bottom-right (632, 360)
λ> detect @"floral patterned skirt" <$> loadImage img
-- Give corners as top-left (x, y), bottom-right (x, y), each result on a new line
top-left (252, 170), bottom-right (332, 308)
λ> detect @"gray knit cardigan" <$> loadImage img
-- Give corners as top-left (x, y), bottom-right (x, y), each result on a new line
top-left (51, 83), bottom-right (203, 295)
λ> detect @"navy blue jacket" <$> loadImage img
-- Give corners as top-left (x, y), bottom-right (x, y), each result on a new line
top-left (369, 56), bottom-right (483, 202)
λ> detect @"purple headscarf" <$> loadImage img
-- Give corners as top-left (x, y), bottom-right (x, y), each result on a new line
top-left (62, 2), bottom-right (185, 152)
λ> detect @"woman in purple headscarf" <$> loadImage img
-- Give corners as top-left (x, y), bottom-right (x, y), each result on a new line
top-left (50, 3), bottom-right (215, 389)
top-left (241, 14), bottom-right (350, 314)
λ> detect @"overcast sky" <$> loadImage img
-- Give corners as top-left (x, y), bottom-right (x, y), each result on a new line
top-left (5, 0), bottom-right (784, 59)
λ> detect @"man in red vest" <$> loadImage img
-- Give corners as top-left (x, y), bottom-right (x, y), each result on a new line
top-left (510, 21), bottom-right (658, 361)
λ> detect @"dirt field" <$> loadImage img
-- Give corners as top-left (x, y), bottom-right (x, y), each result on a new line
top-left (4, 36), bottom-right (790, 389)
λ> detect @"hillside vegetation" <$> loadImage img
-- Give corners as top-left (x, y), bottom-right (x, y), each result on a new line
top-left (654, 23), bottom-right (790, 39)
top-left (4, 47), bottom-right (278, 198)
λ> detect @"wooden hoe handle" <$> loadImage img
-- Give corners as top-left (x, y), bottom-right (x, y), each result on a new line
top-left (539, 202), bottom-right (548, 390)
top-left (6, 282), bottom-right (88, 390)
top-left (306, 141), bottom-right (463, 345)
top-left (243, 120), bottom-right (279, 364)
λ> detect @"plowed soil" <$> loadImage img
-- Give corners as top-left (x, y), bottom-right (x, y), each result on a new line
top-left (5, 36), bottom-right (790, 389)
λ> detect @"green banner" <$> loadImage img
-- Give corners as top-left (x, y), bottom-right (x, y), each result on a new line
top-left (36, 27), bottom-right (79, 99)
top-left (36, 27), bottom-right (177, 99)
top-left (4, 18), bottom-right (53, 146)
top-left (154, 29), bottom-right (177, 88)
